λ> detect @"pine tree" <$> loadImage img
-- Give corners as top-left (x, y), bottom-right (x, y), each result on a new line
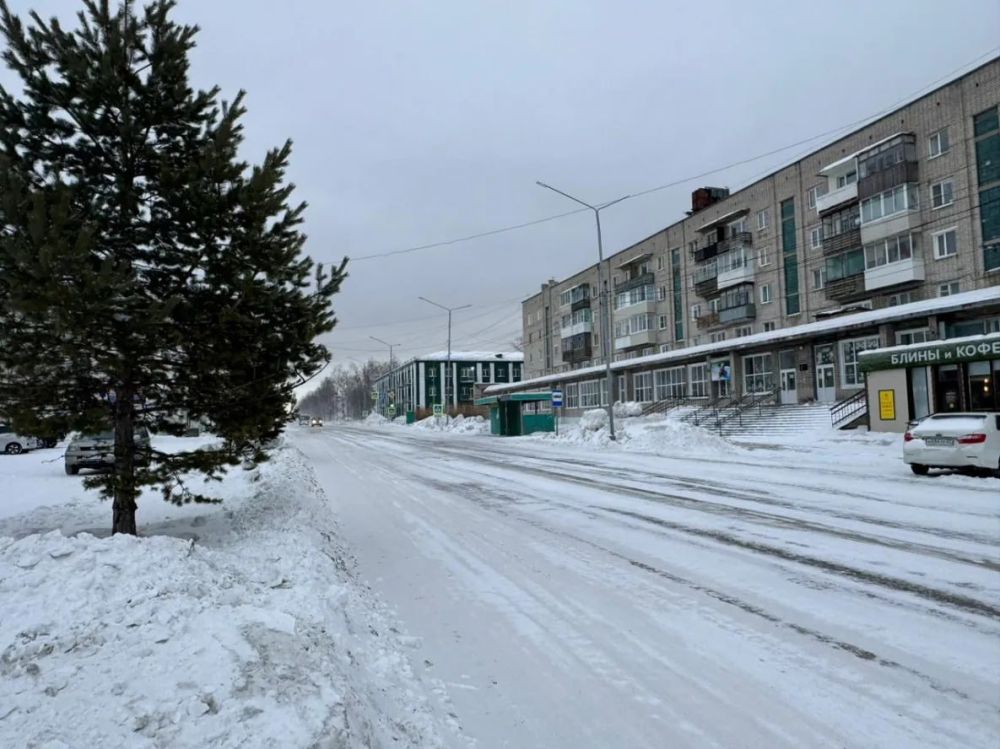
top-left (0, 0), bottom-right (346, 534)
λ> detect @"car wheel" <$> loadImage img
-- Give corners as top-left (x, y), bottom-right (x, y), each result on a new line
top-left (910, 463), bottom-right (929, 476)
top-left (4, 442), bottom-right (23, 455)
top-left (65, 463), bottom-right (79, 475)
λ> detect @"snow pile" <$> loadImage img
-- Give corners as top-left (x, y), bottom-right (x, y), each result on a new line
top-left (363, 411), bottom-right (388, 426)
top-left (0, 447), bottom-right (457, 748)
top-left (413, 414), bottom-right (489, 434)
top-left (613, 401), bottom-right (644, 418)
top-left (545, 411), bottom-right (737, 455)
top-left (579, 408), bottom-right (609, 431)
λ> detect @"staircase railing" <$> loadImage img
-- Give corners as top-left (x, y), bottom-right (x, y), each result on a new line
top-left (684, 395), bottom-right (739, 428)
top-left (640, 396), bottom-right (689, 417)
top-left (714, 387), bottom-right (780, 434)
top-left (830, 390), bottom-right (867, 428)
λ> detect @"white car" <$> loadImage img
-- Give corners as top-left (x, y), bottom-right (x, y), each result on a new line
top-left (0, 422), bottom-right (43, 455)
top-left (903, 412), bottom-right (1000, 477)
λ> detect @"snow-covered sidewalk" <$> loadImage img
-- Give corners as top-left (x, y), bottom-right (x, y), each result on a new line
top-left (0, 440), bottom-right (464, 748)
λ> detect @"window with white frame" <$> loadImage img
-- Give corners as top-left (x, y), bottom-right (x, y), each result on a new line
top-left (807, 185), bottom-right (826, 209)
top-left (928, 128), bottom-right (950, 158)
top-left (658, 314), bottom-right (668, 330)
top-left (860, 183), bottom-right (919, 223)
top-left (760, 284), bottom-right (773, 304)
top-left (756, 209), bottom-right (769, 231)
top-left (888, 291), bottom-right (914, 306)
top-left (812, 267), bottom-right (827, 290)
top-left (895, 328), bottom-right (930, 346)
top-left (758, 245), bottom-right (770, 266)
top-left (938, 281), bottom-right (960, 297)
top-left (688, 363), bottom-right (709, 398)
top-left (578, 379), bottom-right (602, 408)
top-left (734, 325), bottom-right (753, 338)
top-left (654, 367), bottom-right (686, 400)
top-left (614, 313), bottom-right (655, 338)
top-left (743, 353), bottom-right (774, 394)
top-left (659, 343), bottom-right (671, 353)
top-left (836, 171), bottom-right (857, 188)
top-left (657, 256), bottom-right (664, 271)
top-left (727, 217), bottom-right (748, 237)
top-left (864, 232), bottom-right (915, 269)
top-left (633, 371), bottom-right (654, 403)
top-left (763, 321), bottom-right (777, 332)
top-left (709, 298), bottom-right (720, 313)
top-left (930, 179), bottom-right (954, 209)
top-left (690, 303), bottom-right (702, 320)
top-left (657, 285), bottom-right (667, 301)
top-left (709, 331), bottom-right (726, 343)
top-left (840, 336), bottom-right (881, 387)
top-left (809, 225), bottom-right (823, 249)
top-left (932, 228), bottom-right (957, 259)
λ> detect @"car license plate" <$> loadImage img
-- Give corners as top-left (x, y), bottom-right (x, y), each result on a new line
top-left (924, 437), bottom-right (954, 447)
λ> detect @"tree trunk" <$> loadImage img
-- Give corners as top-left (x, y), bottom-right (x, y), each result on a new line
top-left (112, 383), bottom-right (138, 535)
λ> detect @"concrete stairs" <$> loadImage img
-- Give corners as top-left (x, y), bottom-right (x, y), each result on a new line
top-left (718, 403), bottom-right (834, 438)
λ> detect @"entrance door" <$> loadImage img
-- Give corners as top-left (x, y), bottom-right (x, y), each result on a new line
top-left (816, 364), bottom-right (836, 403)
top-left (780, 368), bottom-right (797, 405)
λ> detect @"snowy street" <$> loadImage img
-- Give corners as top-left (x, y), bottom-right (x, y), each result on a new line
top-left (296, 422), bottom-right (1000, 749)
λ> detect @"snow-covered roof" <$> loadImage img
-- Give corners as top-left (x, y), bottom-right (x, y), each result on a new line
top-left (419, 351), bottom-right (523, 362)
top-left (616, 252), bottom-right (652, 268)
top-left (859, 331), bottom-right (1000, 358)
top-left (820, 131), bottom-right (905, 174)
top-left (487, 286), bottom-right (1000, 394)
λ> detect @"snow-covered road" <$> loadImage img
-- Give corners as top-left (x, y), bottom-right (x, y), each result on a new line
top-left (294, 424), bottom-right (1000, 749)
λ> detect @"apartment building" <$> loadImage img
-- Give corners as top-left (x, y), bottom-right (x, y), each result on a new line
top-left (517, 58), bottom-right (1000, 412)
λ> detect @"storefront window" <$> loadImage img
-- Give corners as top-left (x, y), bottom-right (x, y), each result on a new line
top-left (743, 354), bottom-right (774, 394)
top-left (840, 336), bottom-right (881, 388)
top-left (909, 367), bottom-right (931, 421)
top-left (689, 363), bottom-right (709, 398)
top-left (968, 361), bottom-right (999, 411)
top-left (633, 372), bottom-right (654, 403)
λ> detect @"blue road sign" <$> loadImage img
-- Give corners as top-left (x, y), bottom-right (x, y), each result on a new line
top-left (551, 389), bottom-right (563, 408)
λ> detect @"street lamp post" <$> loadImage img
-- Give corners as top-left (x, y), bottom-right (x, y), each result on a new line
top-left (369, 336), bottom-right (400, 369)
top-left (418, 296), bottom-right (471, 414)
top-left (536, 181), bottom-right (630, 441)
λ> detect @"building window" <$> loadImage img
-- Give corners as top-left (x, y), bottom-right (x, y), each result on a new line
top-left (565, 383), bottom-right (579, 409)
top-left (615, 284), bottom-right (656, 310)
top-left (756, 209), bottom-right (769, 231)
top-left (932, 228), bottom-right (958, 259)
top-left (709, 332), bottom-right (727, 343)
top-left (654, 367), bottom-right (686, 400)
top-left (688, 363), bottom-right (709, 398)
top-left (743, 353), bottom-right (775, 394)
top-left (812, 267), bottom-right (827, 290)
top-left (930, 179), bottom-right (954, 209)
top-left (840, 336), bottom-right (881, 388)
top-left (659, 343), bottom-right (671, 353)
top-left (836, 171), bottom-right (857, 188)
top-left (690, 303), bottom-right (702, 320)
top-left (758, 246), bottom-right (769, 266)
top-left (709, 298), bottom-right (720, 313)
top-left (658, 314), bottom-right (668, 330)
top-left (579, 379), bottom-right (605, 408)
top-left (860, 183), bottom-right (919, 223)
top-left (938, 281), bottom-right (960, 297)
top-left (928, 128), bottom-right (950, 158)
top-left (671, 248), bottom-right (684, 342)
top-left (614, 313), bottom-right (655, 338)
top-left (763, 322), bottom-right (777, 332)
top-left (807, 185), bottom-right (825, 210)
top-left (657, 285), bottom-right (667, 301)
top-left (657, 256), bottom-right (664, 271)
top-left (734, 325), bottom-right (753, 338)
top-left (864, 232), bottom-right (915, 269)
top-left (895, 328), bottom-right (930, 346)
top-left (781, 198), bottom-right (800, 315)
top-left (760, 284), bottom-right (773, 304)
top-left (633, 372), bottom-right (654, 403)
top-left (809, 225), bottom-right (823, 249)
top-left (888, 291), bottom-right (914, 306)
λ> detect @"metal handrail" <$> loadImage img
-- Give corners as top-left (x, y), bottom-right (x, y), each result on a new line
top-left (714, 387), bottom-right (780, 433)
top-left (830, 390), bottom-right (867, 427)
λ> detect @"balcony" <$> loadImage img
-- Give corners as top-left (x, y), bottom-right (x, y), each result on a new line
top-left (560, 320), bottom-right (593, 338)
top-left (858, 160), bottom-right (919, 200)
top-left (694, 260), bottom-right (718, 298)
top-left (696, 311), bottom-right (720, 330)
top-left (817, 182), bottom-right (858, 214)
top-left (693, 242), bottom-right (719, 263)
top-left (615, 298), bottom-right (655, 316)
top-left (615, 271), bottom-right (654, 292)
top-left (860, 209), bottom-right (918, 245)
top-left (717, 231), bottom-right (753, 254)
top-left (825, 274), bottom-right (868, 303)
top-left (822, 227), bottom-right (861, 256)
top-left (864, 256), bottom-right (925, 292)
top-left (717, 253), bottom-right (754, 290)
top-left (562, 332), bottom-right (592, 363)
top-left (614, 329), bottom-right (656, 350)
top-left (718, 302), bottom-right (756, 325)
top-left (571, 296), bottom-right (591, 313)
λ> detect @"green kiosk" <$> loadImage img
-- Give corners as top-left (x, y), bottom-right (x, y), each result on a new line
top-left (474, 392), bottom-right (555, 436)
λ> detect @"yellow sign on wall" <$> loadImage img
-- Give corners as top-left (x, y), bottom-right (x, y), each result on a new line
top-left (878, 389), bottom-right (896, 421)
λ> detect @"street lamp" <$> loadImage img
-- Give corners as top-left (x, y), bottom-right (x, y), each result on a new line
top-left (418, 296), bottom-right (471, 413)
top-left (536, 181), bottom-right (630, 441)
top-left (369, 336), bottom-right (400, 369)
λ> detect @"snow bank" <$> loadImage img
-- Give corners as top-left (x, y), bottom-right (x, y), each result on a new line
top-left (613, 401), bottom-right (644, 418)
top-left (0, 447), bottom-right (458, 748)
top-left (413, 414), bottom-right (489, 434)
top-left (543, 411), bottom-right (736, 455)
top-left (363, 411), bottom-right (389, 426)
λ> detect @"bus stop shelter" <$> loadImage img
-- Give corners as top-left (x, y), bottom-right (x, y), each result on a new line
top-left (474, 392), bottom-right (555, 436)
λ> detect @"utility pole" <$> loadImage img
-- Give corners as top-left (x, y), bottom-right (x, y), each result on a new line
top-left (418, 296), bottom-right (471, 414)
top-left (369, 336), bottom-right (400, 369)
top-left (536, 181), bottom-right (630, 440)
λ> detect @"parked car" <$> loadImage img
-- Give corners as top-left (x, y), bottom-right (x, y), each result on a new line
top-left (310, 417), bottom-right (323, 427)
top-left (0, 423), bottom-right (43, 454)
top-left (64, 427), bottom-right (152, 475)
top-left (903, 412), bottom-right (1000, 477)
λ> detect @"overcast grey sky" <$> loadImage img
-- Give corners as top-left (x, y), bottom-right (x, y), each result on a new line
top-left (5, 0), bottom-right (1000, 375)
